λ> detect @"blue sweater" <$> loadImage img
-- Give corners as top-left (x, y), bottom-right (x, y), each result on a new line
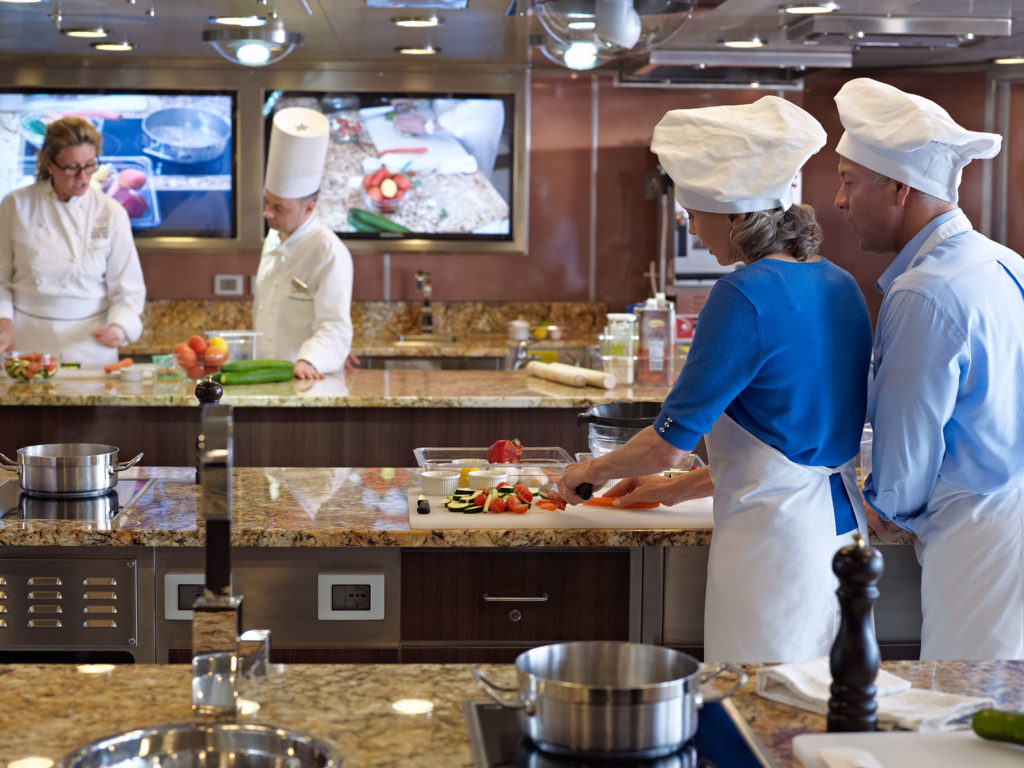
top-left (654, 257), bottom-right (872, 467)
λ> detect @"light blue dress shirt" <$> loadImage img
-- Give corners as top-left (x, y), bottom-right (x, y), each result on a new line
top-left (864, 209), bottom-right (1024, 529)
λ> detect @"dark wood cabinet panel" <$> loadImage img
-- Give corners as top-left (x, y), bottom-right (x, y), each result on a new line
top-left (2, 405), bottom-right (588, 467)
top-left (400, 646), bottom-right (531, 664)
top-left (401, 550), bottom-right (631, 643)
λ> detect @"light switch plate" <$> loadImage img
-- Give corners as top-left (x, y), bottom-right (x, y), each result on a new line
top-left (317, 573), bottom-right (385, 621)
top-left (213, 274), bottom-right (244, 296)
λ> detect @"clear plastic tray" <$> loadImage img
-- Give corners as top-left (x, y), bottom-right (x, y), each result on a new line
top-left (413, 446), bottom-right (572, 472)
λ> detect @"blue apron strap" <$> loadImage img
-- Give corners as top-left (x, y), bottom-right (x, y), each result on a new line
top-left (830, 473), bottom-right (858, 535)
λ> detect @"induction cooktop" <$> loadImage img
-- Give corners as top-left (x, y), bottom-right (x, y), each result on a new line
top-left (0, 477), bottom-right (155, 525)
top-left (463, 698), bottom-right (777, 768)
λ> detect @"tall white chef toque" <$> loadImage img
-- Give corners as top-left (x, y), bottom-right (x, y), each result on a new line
top-left (264, 107), bottom-right (330, 199)
top-left (650, 95), bottom-right (826, 214)
top-left (834, 78), bottom-right (1002, 203)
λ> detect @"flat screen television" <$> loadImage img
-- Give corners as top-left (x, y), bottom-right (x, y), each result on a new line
top-left (0, 89), bottom-right (236, 238)
top-left (263, 90), bottom-right (515, 242)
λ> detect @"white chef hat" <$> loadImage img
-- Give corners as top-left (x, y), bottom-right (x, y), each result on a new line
top-left (834, 78), bottom-right (1001, 203)
top-left (650, 95), bottom-right (826, 214)
top-left (264, 107), bottom-right (330, 199)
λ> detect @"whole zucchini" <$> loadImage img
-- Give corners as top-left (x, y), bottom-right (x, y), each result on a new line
top-left (973, 708), bottom-right (1024, 746)
top-left (218, 367), bottom-right (295, 385)
top-left (349, 207), bottom-right (412, 234)
top-left (348, 211), bottom-right (380, 233)
top-left (220, 359), bottom-right (295, 374)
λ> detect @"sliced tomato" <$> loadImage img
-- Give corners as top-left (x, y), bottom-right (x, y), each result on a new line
top-left (474, 492), bottom-right (488, 507)
top-left (488, 496), bottom-right (506, 513)
top-left (513, 484), bottom-right (533, 502)
top-left (497, 481), bottom-right (512, 489)
top-left (506, 497), bottom-right (529, 514)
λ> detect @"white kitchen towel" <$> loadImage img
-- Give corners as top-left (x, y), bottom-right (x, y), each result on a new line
top-left (756, 657), bottom-right (994, 732)
top-left (818, 746), bottom-right (887, 768)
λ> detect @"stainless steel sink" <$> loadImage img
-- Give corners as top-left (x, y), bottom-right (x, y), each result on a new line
top-left (57, 722), bottom-right (342, 767)
top-left (395, 333), bottom-right (458, 343)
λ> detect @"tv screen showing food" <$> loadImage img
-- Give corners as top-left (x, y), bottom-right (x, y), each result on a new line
top-left (264, 90), bottom-right (515, 241)
top-left (0, 89), bottom-right (236, 238)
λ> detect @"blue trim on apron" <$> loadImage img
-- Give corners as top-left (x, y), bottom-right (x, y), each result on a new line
top-left (830, 473), bottom-right (858, 535)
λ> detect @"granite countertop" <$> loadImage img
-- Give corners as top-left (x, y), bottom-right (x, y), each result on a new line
top-left (0, 466), bottom-right (719, 548)
top-left (0, 660), bottom-right (1019, 767)
top-left (0, 367), bottom-right (669, 408)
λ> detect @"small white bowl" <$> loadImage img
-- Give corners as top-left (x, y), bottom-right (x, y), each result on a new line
top-left (467, 469), bottom-right (509, 488)
top-left (421, 470), bottom-right (459, 496)
top-left (120, 366), bottom-right (143, 382)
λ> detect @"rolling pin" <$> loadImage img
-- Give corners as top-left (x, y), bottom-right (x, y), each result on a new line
top-left (526, 361), bottom-right (617, 389)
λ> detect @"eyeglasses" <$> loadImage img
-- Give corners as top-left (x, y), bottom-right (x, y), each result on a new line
top-left (51, 160), bottom-right (99, 177)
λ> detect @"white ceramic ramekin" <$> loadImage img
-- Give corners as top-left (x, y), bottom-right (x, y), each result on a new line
top-left (421, 470), bottom-right (459, 496)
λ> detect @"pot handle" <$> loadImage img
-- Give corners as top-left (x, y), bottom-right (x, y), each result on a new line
top-left (111, 452), bottom-right (144, 474)
top-left (0, 453), bottom-right (20, 473)
top-left (698, 662), bottom-right (747, 704)
top-left (472, 668), bottom-right (528, 711)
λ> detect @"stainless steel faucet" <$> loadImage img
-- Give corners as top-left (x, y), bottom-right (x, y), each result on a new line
top-left (416, 270), bottom-right (433, 334)
top-left (192, 404), bottom-right (270, 718)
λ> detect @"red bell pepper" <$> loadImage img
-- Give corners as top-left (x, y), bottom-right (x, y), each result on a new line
top-left (485, 438), bottom-right (523, 464)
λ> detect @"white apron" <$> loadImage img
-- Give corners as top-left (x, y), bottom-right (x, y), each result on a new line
top-left (703, 413), bottom-right (865, 664)
top-left (14, 294), bottom-right (117, 368)
top-left (887, 211), bottom-right (1024, 660)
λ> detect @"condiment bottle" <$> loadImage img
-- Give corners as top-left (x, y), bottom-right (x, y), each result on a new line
top-left (636, 293), bottom-right (675, 386)
top-left (602, 313), bottom-right (636, 385)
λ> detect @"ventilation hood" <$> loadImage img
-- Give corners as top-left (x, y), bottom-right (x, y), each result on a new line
top-left (785, 13), bottom-right (1012, 49)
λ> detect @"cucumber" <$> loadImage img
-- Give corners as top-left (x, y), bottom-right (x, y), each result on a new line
top-left (446, 500), bottom-right (471, 511)
top-left (973, 709), bottom-right (1024, 745)
top-left (349, 207), bottom-right (412, 234)
top-left (220, 359), bottom-right (295, 374)
top-left (218, 368), bottom-right (295, 385)
top-left (347, 210), bottom-right (379, 233)
top-left (463, 504), bottom-right (484, 514)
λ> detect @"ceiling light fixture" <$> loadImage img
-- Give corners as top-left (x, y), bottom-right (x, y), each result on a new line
top-left (721, 37), bottom-right (764, 48)
top-left (61, 26), bottom-right (111, 39)
top-left (532, 0), bottom-right (693, 66)
top-left (781, 2), bottom-right (838, 14)
top-left (202, 22), bottom-right (303, 66)
top-left (396, 45), bottom-right (440, 55)
top-left (91, 40), bottom-right (136, 51)
top-left (209, 15), bottom-right (267, 27)
top-left (0, 0), bottom-right (44, 4)
top-left (391, 16), bottom-right (443, 28)
top-left (994, 56), bottom-right (1024, 65)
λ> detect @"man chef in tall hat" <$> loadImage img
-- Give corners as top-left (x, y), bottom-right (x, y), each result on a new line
top-left (254, 106), bottom-right (354, 380)
top-left (833, 78), bottom-right (1024, 660)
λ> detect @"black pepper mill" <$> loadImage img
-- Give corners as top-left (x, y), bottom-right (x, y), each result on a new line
top-left (194, 376), bottom-right (224, 485)
top-left (828, 531), bottom-right (884, 732)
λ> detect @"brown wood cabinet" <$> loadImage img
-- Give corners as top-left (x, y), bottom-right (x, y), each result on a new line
top-left (400, 549), bottom-right (631, 661)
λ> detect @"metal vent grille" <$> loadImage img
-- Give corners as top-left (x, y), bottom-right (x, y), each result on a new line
top-left (0, 560), bottom-right (137, 648)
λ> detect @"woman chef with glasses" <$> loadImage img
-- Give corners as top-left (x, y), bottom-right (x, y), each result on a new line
top-left (0, 116), bottom-right (146, 367)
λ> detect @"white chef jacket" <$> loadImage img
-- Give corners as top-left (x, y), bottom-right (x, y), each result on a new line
top-left (253, 213), bottom-right (353, 375)
top-left (0, 180), bottom-right (146, 365)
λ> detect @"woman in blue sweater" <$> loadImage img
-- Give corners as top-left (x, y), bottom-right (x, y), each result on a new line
top-left (559, 96), bottom-right (873, 663)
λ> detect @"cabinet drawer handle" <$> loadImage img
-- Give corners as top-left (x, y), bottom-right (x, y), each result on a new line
top-left (482, 593), bottom-right (549, 603)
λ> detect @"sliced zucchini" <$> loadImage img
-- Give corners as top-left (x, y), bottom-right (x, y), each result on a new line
top-left (463, 504), bottom-right (484, 514)
top-left (446, 500), bottom-right (472, 511)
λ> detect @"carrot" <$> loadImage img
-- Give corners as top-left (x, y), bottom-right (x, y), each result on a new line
top-left (380, 147), bottom-right (428, 155)
top-left (104, 357), bottom-right (134, 374)
top-left (583, 496), bottom-right (661, 510)
top-left (535, 500), bottom-right (558, 510)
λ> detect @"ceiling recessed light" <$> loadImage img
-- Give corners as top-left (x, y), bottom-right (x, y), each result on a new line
top-left (994, 56), bottom-right (1024, 65)
top-left (0, 0), bottom-right (45, 4)
top-left (396, 45), bottom-right (440, 55)
top-left (391, 16), bottom-right (443, 28)
top-left (782, 2), bottom-right (838, 14)
top-left (209, 15), bottom-right (267, 27)
top-left (62, 26), bottom-right (111, 39)
top-left (91, 40), bottom-right (136, 51)
top-left (721, 37), bottom-right (764, 49)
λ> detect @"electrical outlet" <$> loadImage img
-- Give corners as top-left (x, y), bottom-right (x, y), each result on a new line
top-left (177, 582), bottom-right (206, 611)
top-left (335, 584), bottom-right (371, 611)
top-left (317, 573), bottom-right (385, 620)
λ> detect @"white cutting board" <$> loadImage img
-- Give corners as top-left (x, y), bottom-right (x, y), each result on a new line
top-left (407, 489), bottom-right (714, 529)
top-left (359, 105), bottom-right (477, 174)
top-left (793, 730), bottom-right (1024, 768)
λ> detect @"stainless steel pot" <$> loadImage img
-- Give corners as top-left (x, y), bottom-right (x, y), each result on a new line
top-left (577, 401), bottom-right (661, 457)
top-left (474, 641), bottom-right (745, 759)
top-left (0, 443), bottom-right (142, 498)
top-left (141, 107), bottom-right (230, 164)
top-left (17, 490), bottom-right (119, 523)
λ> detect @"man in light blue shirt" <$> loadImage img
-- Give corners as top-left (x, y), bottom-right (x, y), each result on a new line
top-left (833, 78), bottom-right (1024, 660)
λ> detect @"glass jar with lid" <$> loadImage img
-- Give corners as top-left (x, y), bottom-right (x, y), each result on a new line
top-left (602, 313), bottom-right (637, 385)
